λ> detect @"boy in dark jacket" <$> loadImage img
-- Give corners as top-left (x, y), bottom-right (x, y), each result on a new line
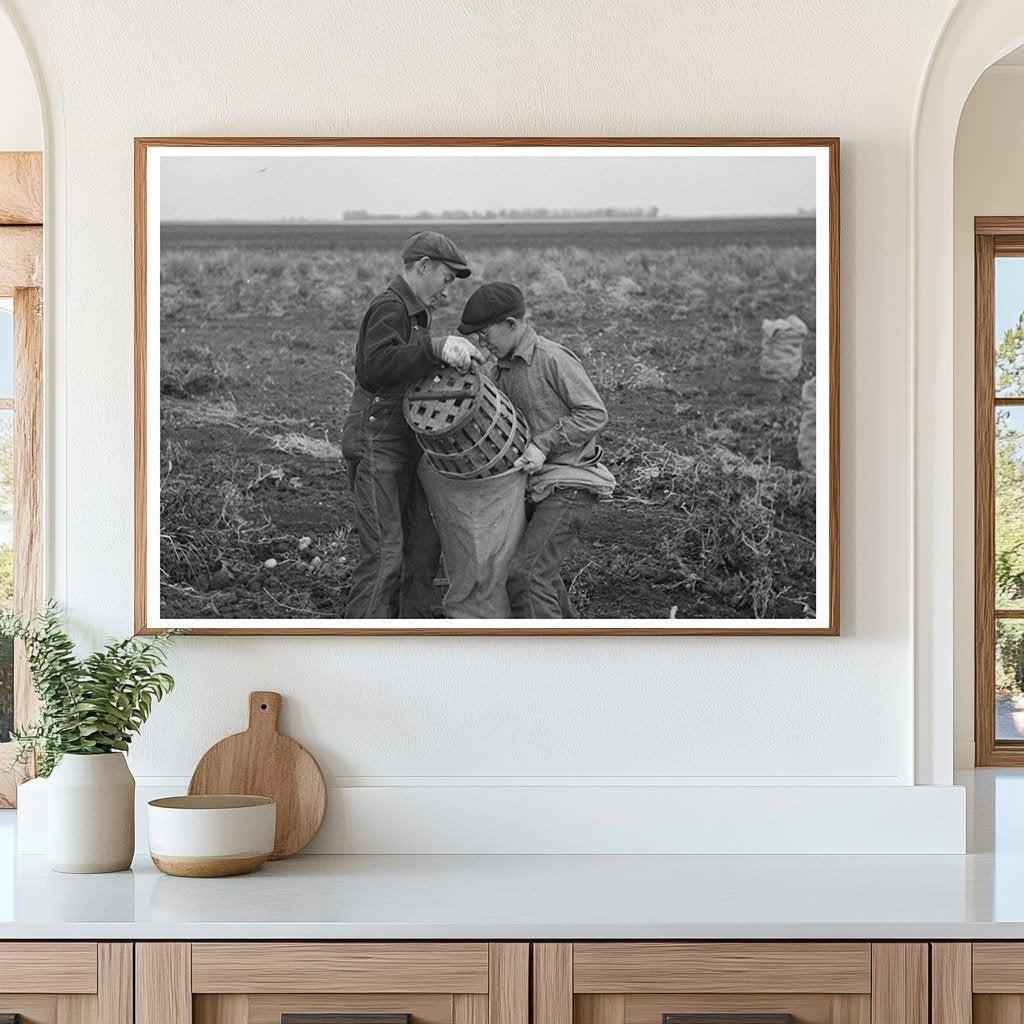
top-left (341, 231), bottom-right (483, 618)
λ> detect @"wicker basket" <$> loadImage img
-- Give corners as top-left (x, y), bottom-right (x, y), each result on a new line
top-left (403, 367), bottom-right (531, 480)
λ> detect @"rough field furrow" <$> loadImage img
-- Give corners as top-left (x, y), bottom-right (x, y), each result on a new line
top-left (159, 219), bottom-right (817, 620)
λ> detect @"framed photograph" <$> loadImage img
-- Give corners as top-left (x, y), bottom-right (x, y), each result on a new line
top-left (135, 137), bottom-right (838, 635)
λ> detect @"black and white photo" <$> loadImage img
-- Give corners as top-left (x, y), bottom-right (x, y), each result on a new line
top-left (136, 139), bottom-right (838, 634)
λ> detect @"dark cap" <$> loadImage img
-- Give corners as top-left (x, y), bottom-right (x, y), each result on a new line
top-left (402, 231), bottom-right (471, 278)
top-left (458, 282), bottom-right (526, 334)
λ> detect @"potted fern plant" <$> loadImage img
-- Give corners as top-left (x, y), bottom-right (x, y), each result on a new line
top-left (2, 603), bottom-right (178, 873)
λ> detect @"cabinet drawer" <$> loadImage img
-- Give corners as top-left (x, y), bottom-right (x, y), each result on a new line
top-left (534, 944), bottom-right (926, 1024)
top-left (572, 943), bottom-right (871, 994)
top-left (936, 942), bottom-right (1024, 1024)
top-left (191, 944), bottom-right (490, 993)
top-left (139, 943), bottom-right (528, 1024)
top-left (973, 944), bottom-right (1024, 992)
top-left (570, 943), bottom-right (872, 1024)
top-left (0, 942), bottom-right (98, 993)
top-left (0, 943), bottom-right (130, 1024)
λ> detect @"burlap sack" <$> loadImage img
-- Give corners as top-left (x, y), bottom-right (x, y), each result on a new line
top-left (418, 459), bottom-right (527, 619)
top-left (760, 315), bottom-right (808, 382)
top-left (798, 376), bottom-right (816, 474)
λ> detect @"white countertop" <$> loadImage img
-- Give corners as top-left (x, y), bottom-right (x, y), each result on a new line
top-left (0, 849), bottom-right (1021, 941)
top-left (2, 768), bottom-right (1023, 941)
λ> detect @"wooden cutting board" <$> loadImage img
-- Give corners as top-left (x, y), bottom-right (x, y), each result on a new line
top-left (188, 691), bottom-right (326, 859)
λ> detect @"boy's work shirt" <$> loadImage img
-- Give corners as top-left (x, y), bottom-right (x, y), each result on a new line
top-left (492, 326), bottom-right (615, 500)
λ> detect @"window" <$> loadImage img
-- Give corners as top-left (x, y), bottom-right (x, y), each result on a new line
top-left (976, 219), bottom-right (1024, 764)
top-left (0, 149), bottom-right (43, 806)
top-left (0, 289), bottom-right (41, 806)
top-left (0, 302), bottom-right (11, 747)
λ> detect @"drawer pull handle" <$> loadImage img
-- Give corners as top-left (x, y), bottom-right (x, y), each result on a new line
top-left (283, 1016), bottom-right (411, 1024)
top-left (664, 1016), bottom-right (795, 1024)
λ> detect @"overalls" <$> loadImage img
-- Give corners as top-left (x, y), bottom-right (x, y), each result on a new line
top-left (340, 276), bottom-right (443, 618)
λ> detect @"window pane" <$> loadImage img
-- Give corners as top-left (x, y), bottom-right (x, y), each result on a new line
top-left (0, 410), bottom-right (11, 742)
top-left (0, 305), bottom-right (12, 399)
top-left (997, 407), bottom-right (1024, 610)
top-left (0, 634), bottom-right (10, 743)
top-left (997, 620), bottom-right (1024, 740)
top-left (996, 256), bottom-right (1024, 397)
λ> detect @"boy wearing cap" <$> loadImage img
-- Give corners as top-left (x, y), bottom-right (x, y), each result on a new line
top-left (341, 231), bottom-right (484, 618)
top-left (458, 282), bottom-right (615, 619)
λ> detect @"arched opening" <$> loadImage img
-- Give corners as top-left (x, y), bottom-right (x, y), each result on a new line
top-left (913, 1), bottom-right (1024, 786)
top-left (0, 7), bottom-right (44, 815)
top-left (954, 44), bottom-right (1024, 769)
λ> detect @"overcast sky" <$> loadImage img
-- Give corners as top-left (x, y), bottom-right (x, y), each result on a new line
top-left (160, 150), bottom-right (818, 221)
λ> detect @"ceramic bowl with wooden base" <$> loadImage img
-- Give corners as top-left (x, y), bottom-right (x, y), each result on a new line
top-left (147, 795), bottom-right (276, 877)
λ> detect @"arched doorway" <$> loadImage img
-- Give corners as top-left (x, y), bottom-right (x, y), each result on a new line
top-left (914, 1), bottom-right (1024, 785)
top-left (0, 6), bottom-right (44, 808)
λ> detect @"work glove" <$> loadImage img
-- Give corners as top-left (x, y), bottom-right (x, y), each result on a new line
top-left (440, 335), bottom-right (485, 373)
top-left (513, 443), bottom-right (546, 475)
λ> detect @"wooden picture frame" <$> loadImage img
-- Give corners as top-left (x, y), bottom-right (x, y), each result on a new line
top-left (135, 137), bottom-right (839, 636)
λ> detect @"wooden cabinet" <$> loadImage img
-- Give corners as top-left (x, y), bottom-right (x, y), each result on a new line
top-left (926, 943), bottom-right (1024, 1024)
top-left (0, 943), bottom-right (132, 1024)
top-left (0, 938), bottom-right (955, 1024)
top-left (932, 943), bottom-right (1024, 1024)
top-left (532, 944), bottom-right (928, 1024)
top-left (136, 944), bottom-right (528, 1024)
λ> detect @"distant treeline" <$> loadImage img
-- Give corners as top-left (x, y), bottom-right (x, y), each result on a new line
top-left (341, 206), bottom-right (661, 221)
top-left (163, 216), bottom-right (817, 254)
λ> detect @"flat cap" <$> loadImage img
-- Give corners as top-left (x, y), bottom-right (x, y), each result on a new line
top-left (458, 282), bottom-right (526, 335)
top-left (402, 231), bottom-right (471, 278)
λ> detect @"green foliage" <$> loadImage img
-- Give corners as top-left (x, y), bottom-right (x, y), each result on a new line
top-left (997, 310), bottom-right (1024, 396)
top-left (995, 312), bottom-right (1024, 691)
top-left (0, 603), bottom-right (180, 777)
top-left (0, 634), bottom-right (12, 742)
top-left (997, 621), bottom-right (1024, 693)
top-left (0, 414), bottom-right (13, 607)
top-left (996, 412), bottom-right (1024, 608)
top-left (0, 548), bottom-right (13, 605)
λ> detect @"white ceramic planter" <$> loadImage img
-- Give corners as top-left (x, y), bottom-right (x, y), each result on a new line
top-left (46, 752), bottom-right (135, 873)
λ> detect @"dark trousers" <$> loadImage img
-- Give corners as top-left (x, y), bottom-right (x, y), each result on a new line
top-left (343, 435), bottom-right (441, 619)
top-left (507, 488), bottom-right (597, 618)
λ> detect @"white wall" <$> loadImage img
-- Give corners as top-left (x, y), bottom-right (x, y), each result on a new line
top-left (0, 0), bottom-right (974, 852)
top-left (0, 11), bottom-right (39, 151)
top-left (952, 66), bottom-right (1024, 767)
